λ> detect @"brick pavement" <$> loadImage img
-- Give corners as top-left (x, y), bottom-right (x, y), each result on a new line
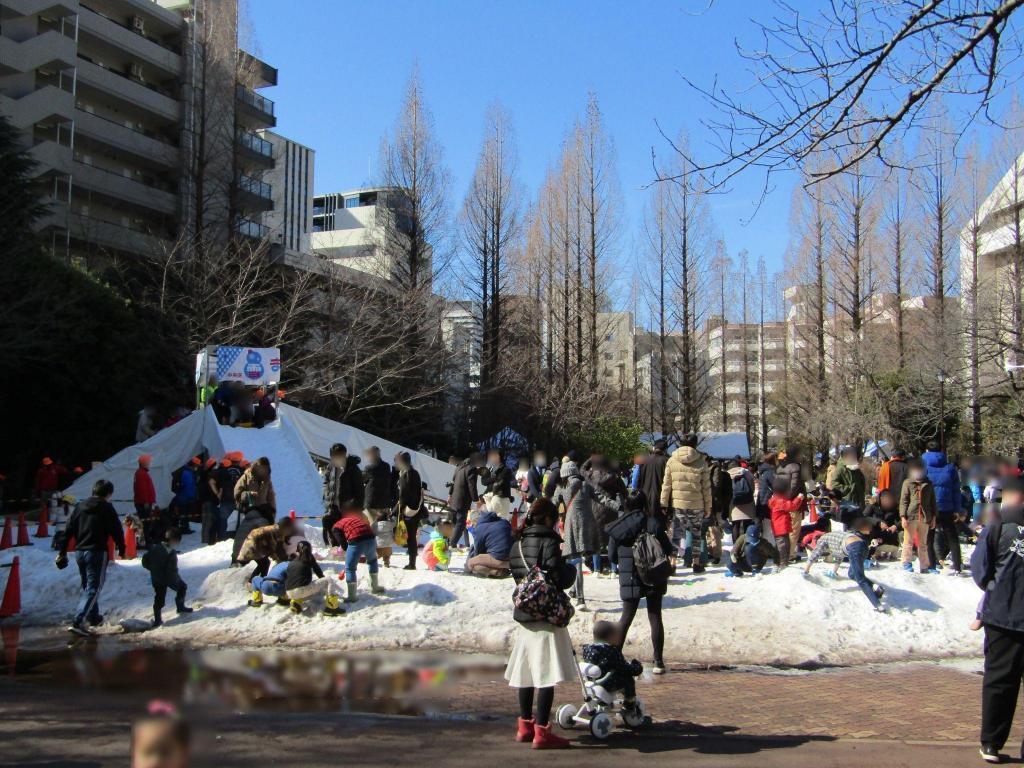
top-left (432, 663), bottom-right (1003, 745)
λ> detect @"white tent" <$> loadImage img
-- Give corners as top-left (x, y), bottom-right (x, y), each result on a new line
top-left (65, 404), bottom-right (455, 518)
top-left (640, 431), bottom-right (751, 459)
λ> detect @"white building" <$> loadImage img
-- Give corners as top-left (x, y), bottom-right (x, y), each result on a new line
top-left (259, 130), bottom-right (313, 255)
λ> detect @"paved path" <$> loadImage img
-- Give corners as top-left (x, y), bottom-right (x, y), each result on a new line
top-left (0, 658), bottom-right (1016, 767)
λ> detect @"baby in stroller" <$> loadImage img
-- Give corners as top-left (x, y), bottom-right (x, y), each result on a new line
top-left (557, 620), bottom-right (646, 738)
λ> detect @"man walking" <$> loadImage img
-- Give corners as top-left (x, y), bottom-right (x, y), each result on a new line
top-left (448, 453), bottom-right (482, 550)
top-left (57, 479), bottom-right (125, 635)
top-left (972, 476), bottom-right (1024, 763)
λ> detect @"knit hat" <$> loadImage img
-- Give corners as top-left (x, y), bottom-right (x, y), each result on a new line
top-left (41, 457), bottom-right (53, 466)
top-left (138, 454), bottom-right (152, 468)
top-left (190, 456), bottom-right (201, 466)
top-left (205, 458), bottom-right (218, 469)
top-left (221, 458), bottom-right (232, 468)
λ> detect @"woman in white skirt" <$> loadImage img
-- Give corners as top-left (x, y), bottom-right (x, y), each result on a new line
top-left (506, 498), bottom-right (577, 749)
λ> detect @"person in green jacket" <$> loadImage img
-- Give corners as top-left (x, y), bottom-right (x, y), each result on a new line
top-left (141, 528), bottom-right (194, 627)
top-left (830, 447), bottom-right (866, 526)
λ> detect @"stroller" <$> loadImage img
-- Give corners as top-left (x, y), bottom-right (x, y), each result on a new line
top-left (555, 647), bottom-right (648, 739)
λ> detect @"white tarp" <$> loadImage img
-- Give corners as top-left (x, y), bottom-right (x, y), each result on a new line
top-left (641, 431), bottom-right (752, 459)
top-left (280, 403), bottom-right (455, 499)
top-left (64, 409), bottom-right (208, 516)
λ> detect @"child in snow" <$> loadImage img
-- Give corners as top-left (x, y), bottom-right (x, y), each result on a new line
top-left (373, 509), bottom-right (395, 568)
top-left (423, 520), bottom-right (454, 571)
top-left (131, 701), bottom-right (190, 768)
top-left (332, 500), bottom-right (385, 602)
top-left (726, 523), bottom-right (780, 576)
top-left (899, 460), bottom-right (937, 573)
top-left (285, 540), bottom-right (343, 616)
top-left (239, 517), bottom-right (294, 606)
top-left (581, 620), bottom-right (643, 712)
top-left (251, 560), bottom-right (290, 606)
top-left (843, 518), bottom-right (886, 612)
top-left (767, 477), bottom-right (803, 567)
top-left (803, 530), bottom-right (851, 578)
top-left (140, 528), bottom-right (194, 627)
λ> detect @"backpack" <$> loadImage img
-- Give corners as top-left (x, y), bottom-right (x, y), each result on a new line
top-left (632, 530), bottom-right (672, 587)
top-left (732, 471), bottom-right (754, 505)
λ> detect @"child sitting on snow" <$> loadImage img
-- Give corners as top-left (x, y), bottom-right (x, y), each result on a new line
top-left (285, 540), bottom-right (344, 616)
top-left (581, 620), bottom-right (643, 712)
top-left (251, 560), bottom-right (290, 606)
top-left (423, 520), bottom-right (453, 571)
top-left (332, 500), bottom-right (385, 602)
top-left (141, 527), bottom-right (194, 627)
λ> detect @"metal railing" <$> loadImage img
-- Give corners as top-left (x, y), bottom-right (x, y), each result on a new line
top-left (235, 84), bottom-right (274, 116)
top-left (234, 217), bottom-right (269, 239)
top-left (235, 129), bottom-right (272, 158)
top-left (237, 174), bottom-right (272, 200)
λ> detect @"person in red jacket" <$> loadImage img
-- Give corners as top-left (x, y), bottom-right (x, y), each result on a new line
top-left (331, 500), bottom-right (385, 603)
top-left (134, 454), bottom-right (160, 548)
top-left (768, 476), bottom-right (804, 568)
top-left (33, 457), bottom-right (60, 500)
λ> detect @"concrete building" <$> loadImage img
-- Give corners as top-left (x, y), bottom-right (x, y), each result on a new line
top-left (259, 130), bottom-right (313, 255)
top-left (597, 311), bottom-right (636, 394)
top-left (311, 186), bottom-right (429, 285)
top-left (0, 0), bottom-right (277, 259)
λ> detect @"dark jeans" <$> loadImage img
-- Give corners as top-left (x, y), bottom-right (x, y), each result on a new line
top-left (218, 500), bottom-right (235, 540)
top-left (403, 515), bottom-right (419, 563)
top-left (619, 593), bottom-right (664, 664)
top-left (846, 540), bottom-right (880, 608)
top-left (153, 577), bottom-right (187, 617)
top-left (450, 508), bottom-right (470, 549)
top-left (929, 513), bottom-right (963, 571)
top-left (74, 550), bottom-right (108, 627)
top-left (201, 500), bottom-right (219, 545)
top-left (982, 624), bottom-right (1024, 749)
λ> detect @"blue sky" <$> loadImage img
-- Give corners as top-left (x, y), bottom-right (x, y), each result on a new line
top-left (244, 1), bottom-right (803, 300)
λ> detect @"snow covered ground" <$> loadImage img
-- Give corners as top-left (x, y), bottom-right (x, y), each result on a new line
top-left (0, 527), bottom-right (984, 667)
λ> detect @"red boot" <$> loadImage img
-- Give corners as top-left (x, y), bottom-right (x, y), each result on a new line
top-left (515, 718), bottom-right (535, 743)
top-left (532, 723), bottom-right (570, 749)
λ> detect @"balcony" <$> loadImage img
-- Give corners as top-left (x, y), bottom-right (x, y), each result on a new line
top-left (235, 128), bottom-right (274, 168)
top-left (0, 86), bottom-right (74, 130)
top-left (73, 159), bottom-right (178, 215)
top-left (234, 217), bottom-right (269, 240)
top-left (235, 84), bottom-right (276, 127)
top-left (74, 107), bottom-right (179, 168)
top-left (0, 29), bottom-right (76, 75)
top-left (238, 50), bottom-right (277, 88)
top-left (235, 174), bottom-right (273, 213)
top-left (67, 213), bottom-right (172, 257)
top-left (78, 4), bottom-right (182, 74)
top-left (76, 56), bottom-right (180, 122)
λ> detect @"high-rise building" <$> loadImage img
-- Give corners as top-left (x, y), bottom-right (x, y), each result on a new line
top-left (259, 130), bottom-right (313, 255)
top-left (0, 0), bottom-right (277, 259)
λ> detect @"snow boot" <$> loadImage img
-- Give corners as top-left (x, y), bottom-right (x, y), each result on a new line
top-left (370, 573), bottom-right (385, 595)
top-left (532, 723), bottom-right (570, 750)
top-left (289, 599), bottom-right (303, 614)
top-left (247, 590), bottom-right (264, 608)
top-left (323, 594), bottom-right (346, 617)
top-left (344, 582), bottom-right (358, 603)
top-left (176, 601), bottom-right (193, 615)
top-left (516, 718), bottom-right (535, 743)
top-left (152, 610), bottom-right (162, 628)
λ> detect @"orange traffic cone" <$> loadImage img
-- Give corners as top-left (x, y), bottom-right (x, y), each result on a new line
top-left (1, 624), bottom-right (19, 671)
top-left (0, 557), bottom-right (21, 618)
top-left (107, 537), bottom-right (116, 562)
top-left (15, 515), bottom-right (30, 547)
top-left (0, 520), bottom-right (10, 551)
top-left (34, 508), bottom-right (49, 538)
top-left (125, 526), bottom-right (137, 559)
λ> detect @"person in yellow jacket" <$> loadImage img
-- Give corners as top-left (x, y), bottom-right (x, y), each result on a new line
top-left (422, 521), bottom-right (453, 571)
top-left (659, 434), bottom-right (713, 573)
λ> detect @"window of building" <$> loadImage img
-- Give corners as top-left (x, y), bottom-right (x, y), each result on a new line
top-left (345, 196), bottom-right (360, 208)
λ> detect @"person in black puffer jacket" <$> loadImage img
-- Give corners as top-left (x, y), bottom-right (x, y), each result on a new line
top-left (361, 446), bottom-right (393, 514)
top-left (505, 498), bottom-right (576, 749)
top-left (605, 489), bottom-right (674, 675)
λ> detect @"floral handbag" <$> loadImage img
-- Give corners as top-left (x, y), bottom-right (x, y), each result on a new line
top-left (512, 541), bottom-right (574, 627)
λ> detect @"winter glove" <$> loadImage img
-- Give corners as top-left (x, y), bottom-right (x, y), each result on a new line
top-left (55, 553), bottom-right (68, 570)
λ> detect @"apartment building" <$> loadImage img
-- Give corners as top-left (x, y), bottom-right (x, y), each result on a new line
top-left (259, 129), bottom-right (313, 255)
top-left (597, 311), bottom-right (636, 394)
top-left (311, 186), bottom-right (429, 286)
top-left (0, 0), bottom-right (277, 259)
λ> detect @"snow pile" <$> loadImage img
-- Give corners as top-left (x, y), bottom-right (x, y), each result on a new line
top-left (0, 533), bottom-right (983, 666)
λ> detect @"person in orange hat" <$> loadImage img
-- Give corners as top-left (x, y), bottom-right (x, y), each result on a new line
top-left (34, 457), bottom-right (60, 501)
top-left (134, 455), bottom-right (160, 548)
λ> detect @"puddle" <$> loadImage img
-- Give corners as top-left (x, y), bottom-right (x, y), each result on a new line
top-left (0, 625), bottom-right (508, 717)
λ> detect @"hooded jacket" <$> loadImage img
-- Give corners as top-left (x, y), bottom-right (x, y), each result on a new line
top-left (469, 511), bottom-right (513, 562)
top-left (234, 465), bottom-right (276, 513)
top-left (660, 446), bottom-right (712, 514)
top-left (776, 461), bottom-right (805, 500)
top-left (237, 523), bottom-right (288, 564)
top-left (972, 505), bottom-right (1024, 631)
top-left (605, 510), bottom-right (674, 601)
top-left (423, 528), bottom-right (451, 569)
top-left (830, 461), bottom-right (866, 506)
top-left (63, 496), bottom-right (125, 554)
top-left (922, 451), bottom-right (961, 514)
top-left (557, 461), bottom-right (598, 557)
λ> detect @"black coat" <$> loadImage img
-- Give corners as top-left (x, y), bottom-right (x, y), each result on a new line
top-left (479, 464), bottom-right (513, 499)
top-left (323, 456), bottom-right (364, 514)
top-left (449, 461), bottom-right (479, 512)
top-left (362, 461), bottom-right (393, 510)
top-left (509, 525), bottom-right (576, 624)
top-left (638, 452), bottom-right (669, 513)
top-left (605, 511), bottom-right (674, 601)
top-left (972, 505), bottom-right (1024, 631)
top-left (396, 467), bottom-right (424, 510)
top-left (62, 497), bottom-right (125, 554)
